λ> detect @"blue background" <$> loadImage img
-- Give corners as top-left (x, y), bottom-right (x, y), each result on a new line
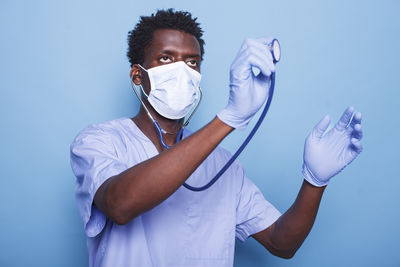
top-left (1, 0), bottom-right (399, 266)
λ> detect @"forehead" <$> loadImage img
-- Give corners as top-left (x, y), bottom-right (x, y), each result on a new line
top-left (144, 29), bottom-right (201, 57)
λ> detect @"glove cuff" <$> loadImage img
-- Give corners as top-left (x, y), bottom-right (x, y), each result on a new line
top-left (217, 109), bottom-right (252, 130)
top-left (302, 164), bottom-right (329, 187)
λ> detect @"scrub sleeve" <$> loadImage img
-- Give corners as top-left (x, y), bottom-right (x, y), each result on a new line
top-left (70, 126), bottom-right (127, 237)
top-left (235, 164), bottom-right (281, 241)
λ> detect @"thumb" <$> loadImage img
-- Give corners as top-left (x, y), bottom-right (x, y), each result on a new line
top-left (311, 114), bottom-right (331, 139)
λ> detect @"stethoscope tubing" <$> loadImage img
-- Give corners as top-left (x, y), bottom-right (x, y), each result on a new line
top-left (134, 39), bottom-right (279, 192)
top-left (182, 72), bottom-right (276, 191)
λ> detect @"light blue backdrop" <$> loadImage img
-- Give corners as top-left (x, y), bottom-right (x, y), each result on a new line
top-left (1, 0), bottom-right (399, 266)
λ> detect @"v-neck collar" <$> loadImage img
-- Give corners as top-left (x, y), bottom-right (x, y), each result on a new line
top-left (120, 117), bottom-right (190, 151)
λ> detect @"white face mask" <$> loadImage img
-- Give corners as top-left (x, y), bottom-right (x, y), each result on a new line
top-left (138, 61), bottom-right (201, 120)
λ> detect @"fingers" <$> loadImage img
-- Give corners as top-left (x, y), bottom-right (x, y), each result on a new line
top-left (247, 53), bottom-right (273, 77)
top-left (249, 38), bottom-right (275, 72)
top-left (347, 111), bottom-right (362, 140)
top-left (350, 111), bottom-right (362, 128)
top-left (255, 37), bottom-right (275, 45)
top-left (236, 38), bottom-right (275, 77)
top-left (352, 123), bottom-right (363, 140)
top-left (335, 106), bottom-right (355, 131)
top-left (351, 137), bottom-right (363, 154)
top-left (311, 114), bottom-right (331, 139)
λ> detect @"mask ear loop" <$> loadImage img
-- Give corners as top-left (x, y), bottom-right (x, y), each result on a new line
top-left (169, 86), bottom-right (202, 148)
top-left (130, 75), bottom-right (155, 123)
top-left (133, 65), bottom-right (176, 135)
top-left (182, 86), bottom-right (202, 128)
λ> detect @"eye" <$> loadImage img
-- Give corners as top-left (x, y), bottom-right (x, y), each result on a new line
top-left (186, 60), bottom-right (198, 67)
top-left (159, 56), bottom-right (172, 64)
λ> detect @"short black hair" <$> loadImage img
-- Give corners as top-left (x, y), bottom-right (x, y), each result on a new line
top-left (127, 9), bottom-right (205, 67)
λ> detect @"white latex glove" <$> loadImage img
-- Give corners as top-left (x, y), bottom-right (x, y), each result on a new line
top-left (302, 107), bottom-right (363, 187)
top-left (217, 37), bottom-right (276, 129)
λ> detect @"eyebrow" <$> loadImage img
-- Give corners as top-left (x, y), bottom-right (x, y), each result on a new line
top-left (187, 54), bottom-right (201, 59)
top-left (159, 49), bottom-right (175, 55)
top-left (159, 50), bottom-right (200, 58)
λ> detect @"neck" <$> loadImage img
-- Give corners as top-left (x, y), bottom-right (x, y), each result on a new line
top-left (132, 107), bottom-right (183, 152)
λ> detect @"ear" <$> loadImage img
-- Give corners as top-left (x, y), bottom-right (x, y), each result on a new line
top-left (130, 64), bottom-right (142, 85)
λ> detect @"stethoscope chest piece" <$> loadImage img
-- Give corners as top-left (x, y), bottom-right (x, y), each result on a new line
top-left (269, 39), bottom-right (281, 63)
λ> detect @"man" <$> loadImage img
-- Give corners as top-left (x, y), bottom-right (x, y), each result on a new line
top-left (70, 9), bottom-right (363, 267)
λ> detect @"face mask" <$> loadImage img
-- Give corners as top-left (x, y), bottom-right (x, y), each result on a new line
top-left (138, 61), bottom-right (201, 120)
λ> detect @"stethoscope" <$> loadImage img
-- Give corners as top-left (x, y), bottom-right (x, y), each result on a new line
top-left (131, 39), bottom-right (281, 192)
top-left (131, 82), bottom-right (203, 150)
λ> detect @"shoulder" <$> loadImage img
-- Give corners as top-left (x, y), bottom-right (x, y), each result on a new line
top-left (71, 118), bottom-right (133, 149)
top-left (212, 146), bottom-right (234, 162)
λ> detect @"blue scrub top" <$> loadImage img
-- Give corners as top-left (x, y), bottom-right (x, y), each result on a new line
top-left (70, 118), bottom-right (281, 267)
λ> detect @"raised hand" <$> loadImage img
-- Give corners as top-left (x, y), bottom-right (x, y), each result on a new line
top-left (217, 37), bottom-right (276, 129)
top-left (302, 107), bottom-right (363, 187)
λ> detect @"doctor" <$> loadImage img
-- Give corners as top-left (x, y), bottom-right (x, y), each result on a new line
top-left (70, 9), bottom-right (363, 267)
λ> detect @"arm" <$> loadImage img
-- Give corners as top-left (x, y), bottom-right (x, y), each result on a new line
top-left (253, 180), bottom-right (325, 259)
top-left (95, 38), bottom-right (275, 225)
top-left (254, 107), bottom-right (363, 258)
top-left (94, 117), bottom-right (233, 225)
